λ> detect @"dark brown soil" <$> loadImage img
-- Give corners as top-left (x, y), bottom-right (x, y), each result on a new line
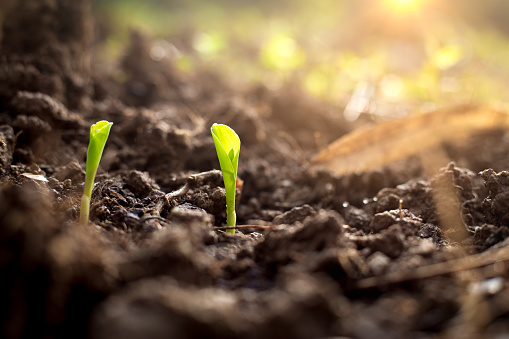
top-left (2, 1), bottom-right (509, 339)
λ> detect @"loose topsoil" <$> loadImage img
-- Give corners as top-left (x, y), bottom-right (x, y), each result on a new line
top-left (2, 1), bottom-right (509, 339)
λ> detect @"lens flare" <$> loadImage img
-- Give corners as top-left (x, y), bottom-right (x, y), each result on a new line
top-left (385, 0), bottom-right (424, 12)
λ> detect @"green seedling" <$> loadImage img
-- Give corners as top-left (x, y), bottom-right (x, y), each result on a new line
top-left (80, 121), bottom-right (113, 225)
top-left (211, 123), bottom-right (241, 234)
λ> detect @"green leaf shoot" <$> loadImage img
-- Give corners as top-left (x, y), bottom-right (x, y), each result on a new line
top-left (211, 123), bottom-right (241, 234)
top-left (80, 120), bottom-right (113, 225)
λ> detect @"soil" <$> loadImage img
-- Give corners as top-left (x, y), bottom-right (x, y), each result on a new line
top-left (1, 1), bottom-right (509, 339)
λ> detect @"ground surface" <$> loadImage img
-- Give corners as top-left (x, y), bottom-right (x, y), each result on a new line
top-left (1, 1), bottom-right (509, 339)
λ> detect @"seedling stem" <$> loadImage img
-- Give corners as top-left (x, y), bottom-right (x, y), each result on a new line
top-left (80, 121), bottom-right (113, 225)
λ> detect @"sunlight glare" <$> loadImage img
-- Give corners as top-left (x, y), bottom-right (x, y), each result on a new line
top-left (385, 0), bottom-right (424, 13)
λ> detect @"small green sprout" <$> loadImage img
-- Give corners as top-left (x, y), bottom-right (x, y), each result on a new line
top-left (211, 123), bottom-right (241, 234)
top-left (80, 121), bottom-right (113, 225)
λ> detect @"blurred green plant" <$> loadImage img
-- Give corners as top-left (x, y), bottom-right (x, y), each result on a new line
top-left (260, 32), bottom-right (306, 71)
top-left (93, 0), bottom-right (509, 116)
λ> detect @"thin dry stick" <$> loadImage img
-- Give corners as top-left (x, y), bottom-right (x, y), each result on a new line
top-left (214, 225), bottom-right (271, 231)
top-left (356, 245), bottom-right (509, 290)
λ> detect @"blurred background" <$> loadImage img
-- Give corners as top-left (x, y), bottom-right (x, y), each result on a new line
top-left (4, 0), bottom-right (509, 121)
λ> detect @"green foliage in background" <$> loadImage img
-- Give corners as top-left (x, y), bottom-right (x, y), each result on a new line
top-left (93, 0), bottom-right (509, 115)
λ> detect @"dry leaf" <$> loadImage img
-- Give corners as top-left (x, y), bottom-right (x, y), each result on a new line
top-left (312, 105), bottom-right (509, 175)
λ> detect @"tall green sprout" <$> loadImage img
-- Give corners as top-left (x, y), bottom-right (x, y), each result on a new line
top-left (211, 124), bottom-right (241, 234)
top-left (80, 121), bottom-right (113, 225)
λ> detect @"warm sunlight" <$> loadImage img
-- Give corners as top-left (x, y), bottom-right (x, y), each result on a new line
top-left (385, 0), bottom-right (424, 12)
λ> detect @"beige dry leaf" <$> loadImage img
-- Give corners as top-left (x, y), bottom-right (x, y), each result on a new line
top-left (312, 105), bottom-right (509, 175)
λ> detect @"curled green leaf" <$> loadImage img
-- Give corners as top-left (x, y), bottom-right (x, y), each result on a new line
top-left (80, 120), bottom-right (113, 225)
top-left (211, 123), bottom-right (241, 234)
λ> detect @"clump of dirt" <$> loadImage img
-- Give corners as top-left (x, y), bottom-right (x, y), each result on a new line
top-left (2, 1), bottom-right (509, 338)
top-left (481, 168), bottom-right (509, 227)
top-left (0, 0), bottom-right (93, 110)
